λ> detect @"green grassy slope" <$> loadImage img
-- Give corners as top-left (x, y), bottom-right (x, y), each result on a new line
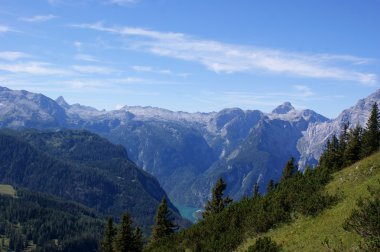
top-left (237, 151), bottom-right (380, 252)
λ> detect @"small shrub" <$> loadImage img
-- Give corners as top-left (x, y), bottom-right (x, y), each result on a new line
top-left (247, 236), bottom-right (281, 252)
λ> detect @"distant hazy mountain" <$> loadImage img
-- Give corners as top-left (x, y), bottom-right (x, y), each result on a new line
top-left (0, 86), bottom-right (67, 128)
top-left (0, 129), bottom-right (185, 231)
top-left (1, 86), bottom-right (377, 208)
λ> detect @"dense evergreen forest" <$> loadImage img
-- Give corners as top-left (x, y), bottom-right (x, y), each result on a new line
top-left (0, 188), bottom-right (104, 252)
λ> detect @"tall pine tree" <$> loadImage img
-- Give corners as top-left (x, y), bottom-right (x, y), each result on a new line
top-left (319, 135), bottom-right (343, 171)
top-left (361, 102), bottom-right (380, 158)
top-left (281, 157), bottom-right (297, 181)
top-left (252, 182), bottom-right (260, 199)
top-left (101, 218), bottom-right (116, 252)
top-left (133, 227), bottom-right (144, 252)
top-left (338, 123), bottom-right (349, 160)
top-left (149, 198), bottom-right (177, 246)
top-left (344, 125), bottom-right (362, 166)
top-left (113, 212), bottom-right (143, 252)
top-left (202, 178), bottom-right (232, 218)
top-left (266, 179), bottom-right (275, 193)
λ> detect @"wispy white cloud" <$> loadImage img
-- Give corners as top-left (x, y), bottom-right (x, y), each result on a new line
top-left (192, 85), bottom-right (340, 111)
top-left (48, 77), bottom-right (171, 91)
top-left (132, 65), bottom-right (171, 75)
top-left (131, 65), bottom-right (191, 77)
top-left (0, 51), bottom-right (30, 61)
top-left (292, 85), bottom-right (314, 98)
top-left (311, 54), bottom-right (372, 65)
top-left (0, 25), bottom-right (12, 33)
top-left (60, 79), bottom-right (109, 90)
top-left (72, 65), bottom-right (117, 74)
top-left (74, 41), bottom-right (83, 51)
top-left (112, 77), bottom-right (180, 85)
top-left (113, 77), bottom-right (147, 83)
top-left (73, 22), bottom-right (377, 85)
top-left (20, 14), bottom-right (57, 22)
top-left (47, 0), bottom-right (61, 5)
top-left (75, 53), bottom-right (99, 62)
top-left (0, 62), bottom-right (69, 75)
top-left (106, 0), bottom-right (139, 6)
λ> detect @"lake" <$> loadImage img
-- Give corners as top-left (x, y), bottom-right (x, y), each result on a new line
top-left (175, 204), bottom-right (202, 223)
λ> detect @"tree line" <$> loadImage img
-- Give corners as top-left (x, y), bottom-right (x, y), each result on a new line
top-left (319, 102), bottom-right (380, 172)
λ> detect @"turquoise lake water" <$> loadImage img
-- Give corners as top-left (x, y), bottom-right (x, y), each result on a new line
top-left (175, 204), bottom-right (201, 223)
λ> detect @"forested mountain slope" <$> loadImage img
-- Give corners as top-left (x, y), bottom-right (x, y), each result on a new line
top-left (0, 129), bottom-right (186, 232)
top-left (0, 185), bottom-right (104, 252)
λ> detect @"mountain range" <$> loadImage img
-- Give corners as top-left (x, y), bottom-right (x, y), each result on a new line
top-left (1, 85), bottom-right (379, 207)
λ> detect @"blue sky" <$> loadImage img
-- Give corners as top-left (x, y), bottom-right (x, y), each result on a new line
top-left (0, 0), bottom-right (379, 118)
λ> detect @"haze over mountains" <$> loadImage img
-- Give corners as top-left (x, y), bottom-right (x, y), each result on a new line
top-left (1, 86), bottom-right (379, 207)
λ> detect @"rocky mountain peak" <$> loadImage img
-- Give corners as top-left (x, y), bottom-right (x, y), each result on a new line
top-left (272, 102), bottom-right (295, 114)
top-left (368, 88), bottom-right (380, 100)
top-left (55, 96), bottom-right (70, 109)
top-left (0, 86), bottom-right (11, 92)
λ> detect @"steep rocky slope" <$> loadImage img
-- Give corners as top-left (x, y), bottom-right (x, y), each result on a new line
top-left (297, 89), bottom-right (380, 169)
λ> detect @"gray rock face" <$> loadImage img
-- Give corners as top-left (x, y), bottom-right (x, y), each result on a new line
top-left (0, 87), bottom-right (67, 128)
top-left (272, 102), bottom-right (295, 114)
top-left (2, 85), bottom-right (376, 208)
top-left (297, 89), bottom-right (380, 169)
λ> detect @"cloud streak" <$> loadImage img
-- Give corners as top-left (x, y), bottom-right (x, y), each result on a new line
top-left (72, 64), bottom-right (117, 74)
top-left (132, 65), bottom-right (171, 75)
top-left (73, 22), bottom-right (377, 85)
top-left (20, 15), bottom-right (57, 22)
top-left (106, 0), bottom-right (139, 6)
top-left (0, 25), bottom-right (12, 33)
top-left (193, 85), bottom-right (340, 112)
top-left (75, 53), bottom-right (99, 62)
top-left (0, 51), bottom-right (30, 61)
top-left (0, 62), bottom-right (69, 75)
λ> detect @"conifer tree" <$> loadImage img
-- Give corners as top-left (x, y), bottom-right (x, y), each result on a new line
top-left (202, 178), bottom-right (232, 218)
top-left (319, 135), bottom-right (342, 171)
top-left (338, 123), bottom-right (349, 160)
top-left (331, 135), bottom-right (343, 169)
top-left (113, 212), bottom-right (143, 252)
top-left (133, 227), bottom-right (144, 252)
top-left (266, 179), bottom-right (275, 193)
top-left (344, 125), bottom-right (362, 166)
top-left (101, 218), bottom-right (116, 252)
top-left (361, 102), bottom-right (380, 158)
top-left (281, 157), bottom-right (297, 180)
top-left (253, 182), bottom-right (260, 199)
top-left (319, 139), bottom-right (331, 169)
top-left (149, 198), bottom-right (177, 245)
